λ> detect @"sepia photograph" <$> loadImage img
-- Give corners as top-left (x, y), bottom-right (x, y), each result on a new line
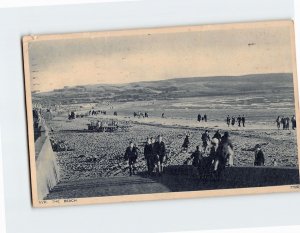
top-left (22, 20), bottom-right (300, 207)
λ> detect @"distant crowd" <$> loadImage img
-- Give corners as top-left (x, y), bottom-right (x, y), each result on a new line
top-left (226, 115), bottom-right (246, 127)
top-left (197, 114), bottom-right (208, 122)
top-left (133, 111), bottom-right (149, 118)
top-left (276, 115), bottom-right (296, 130)
top-left (89, 109), bottom-right (107, 116)
top-left (82, 109), bottom-right (298, 132)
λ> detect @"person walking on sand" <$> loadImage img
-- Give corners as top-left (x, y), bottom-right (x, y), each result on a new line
top-left (162, 113), bottom-right (165, 118)
top-left (153, 135), bottom-right (166, 176)
top-left (197, 114), bottom-right (201, 122)
top-left (213, 132), bottom-right (234, 180)
top-left (254, 144), bottom-right (265, 166)
top-left (276, 116), bottom-right (281, 129)
top-left (237, 115), bottom-right (242, 127)
top-left (231, 116), bottom-right (236, 126)
top-left (291, 115), bottom-right (296, 130)
top-left (201, 130), bottom-right (210, 153)
top-left (242, 115), bottom-right (246, 127)
top-left (124, 141), bottom-right (138, 176)
top-left (204, 114), bottom-right (207, 122)
top-left (144, 138), bottom-right (154, 175)
top-left (281, 117), bottom-right (286, 130)
top-left (286, 117), bottom-right (290, 130)
top-left (181, 134), bottom-right (190, 152)
top-left (226, 115), bottom-right (231, 127)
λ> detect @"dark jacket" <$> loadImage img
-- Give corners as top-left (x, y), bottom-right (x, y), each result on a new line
top-left (191, 150), bottom-right (203, 167)
top-left (154, 141), bottom-right (166, 158)
top-left (197, 114), bottom-right (201, 121)
top-left (254, 150), bottom-right (265, 166)
top-left (201, 133), bottom-right (210, 142)
top-left (209, 146), bottom-right (218, 161)
top-left (144, 144), bottom-right (153, 159)
top-left (212, 132), bottom-right (222, 141)
top-left (182, 136), bottom-right (189, 148)
top-left (124, 147), bottom-right (138, 160)
top-left (220, 136), bottom-right (233, 149)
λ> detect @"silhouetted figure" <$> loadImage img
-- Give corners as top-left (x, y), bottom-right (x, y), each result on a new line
top-left (153, 135), bottom-right (166, 175)
top-left (201, 130), bottom-right (210, 153)
top-left (182, 135), bottom-right (190, 152)
top-left (286, 117), bottom-right (290, 130)
top-left (144, 138), bottom-right (154, 174)
top-left (213, 132), bottom-right (233, 180)
top-left (226, 115), bottom-right (231, 127)
top-left (124, 141), bottom-right (138, 176)
top-left (212, 130), bottom-right (222, 142)
top-left (291, 115), bottom-right (296, 130)
top-left (231, 117), bottom-right (235, 126)
top-left (276, 116), bottom-right (281, 129)
top-left (254, 144), bottom-right (265, 166)
top-left (68, 111), bottom-right (76, 120)
top-left (197, 114), bottom-right (201, 122)
top-left (201, 138), bottom-right (219, 180)
top-left (242, 115), bottom-right (246, 127)
top-left (204, 114), bottom-right (207, 122)
top-left (191, 146), bottom-right (203, 167)
top-left (162, 113), bottom-right (165, 118)
top-left (237, 115), bottom-right (241, 127)
top-left (281, 117), bottom-right (286, 130)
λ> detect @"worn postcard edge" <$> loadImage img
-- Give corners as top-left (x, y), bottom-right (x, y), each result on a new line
top-left (22, 20), bottom-right (300, 208)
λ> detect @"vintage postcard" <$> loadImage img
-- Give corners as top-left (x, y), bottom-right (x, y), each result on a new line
top-left (22, 20), bottom-right (300, 207)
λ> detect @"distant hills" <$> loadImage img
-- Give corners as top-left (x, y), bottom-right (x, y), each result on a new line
top-left (32, 73), bottom-right (294, 106)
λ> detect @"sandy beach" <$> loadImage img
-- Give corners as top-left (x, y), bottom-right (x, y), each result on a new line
top-left (46, 113), bottom-right (298, 183)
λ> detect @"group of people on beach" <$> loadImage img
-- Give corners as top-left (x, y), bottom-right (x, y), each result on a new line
top-left (123, 126), bottom-right (270, 179)
top-left (89, 109), bottom-right (107, 115)
top-left (182, 130), bottom-right (234, 180)
top-left (124, 135), bottom-right (166, 176)
top-left (276, 115), bottom-right (296, 130)
top-left (133, 111), bottom-right (149, 118)
top-left (197, 114), bottom-right (208, 122)
top-left (226, 115), bottom-right (246, 127)
top-left (124, 130), bottom-right (238, 180)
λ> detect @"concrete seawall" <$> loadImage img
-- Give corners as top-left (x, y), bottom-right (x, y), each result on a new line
top-left (165, 165), bottom-right (300, 188)
top-left (35, 123), bottom-right (60, 199)
top-left (45, 164), bottom-right (300, 200)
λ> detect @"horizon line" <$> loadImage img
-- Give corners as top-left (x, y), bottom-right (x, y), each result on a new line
top-left (32, 72), bottom-right (293, 94)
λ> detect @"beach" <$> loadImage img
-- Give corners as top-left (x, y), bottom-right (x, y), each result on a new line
top-left (46, 113), bottom-right (298, 183)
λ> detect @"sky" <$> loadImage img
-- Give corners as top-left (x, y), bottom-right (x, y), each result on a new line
top-left (27, 22), bottom-right (294, 93)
